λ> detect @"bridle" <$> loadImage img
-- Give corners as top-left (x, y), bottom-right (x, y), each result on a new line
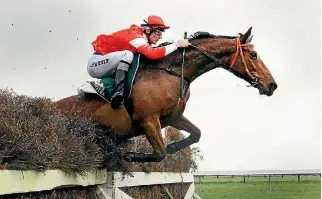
top-left (189, 36), bottom-right (259, 87)
top-left (229, 37), bottom-right (259, 85)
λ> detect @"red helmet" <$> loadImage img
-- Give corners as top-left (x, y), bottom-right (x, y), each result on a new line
top-left (142, 15), bottom-right (170, 31)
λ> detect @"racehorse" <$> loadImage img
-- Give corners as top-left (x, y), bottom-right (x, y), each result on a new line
top-left (55, 27), bottom-right (278, 162)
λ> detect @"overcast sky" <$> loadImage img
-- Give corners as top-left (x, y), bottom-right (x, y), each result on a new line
top-left (0, 0), bottom-right (320, 171)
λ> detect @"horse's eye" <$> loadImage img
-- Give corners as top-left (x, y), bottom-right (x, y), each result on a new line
top-left (250, 51), bottom-right (257, 59)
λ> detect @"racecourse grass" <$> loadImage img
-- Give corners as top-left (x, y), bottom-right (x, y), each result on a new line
top-left (195, 175), bottom-right (321, 199)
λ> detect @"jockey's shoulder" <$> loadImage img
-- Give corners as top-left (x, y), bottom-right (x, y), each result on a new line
top-left (129, 24), bottom-right (143, 34)
top-left (129, 24), bottom-right (140, 30)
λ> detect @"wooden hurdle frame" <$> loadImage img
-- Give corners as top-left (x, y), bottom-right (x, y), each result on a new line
top-left (0, 170), bottom-right (202, 199)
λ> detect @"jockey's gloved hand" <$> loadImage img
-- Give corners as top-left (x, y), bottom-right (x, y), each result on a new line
top-left (176, 39), bottom-right (191, 48)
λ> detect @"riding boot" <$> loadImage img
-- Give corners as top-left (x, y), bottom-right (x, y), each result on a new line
top-left (111, 69), bottom-right (127, 109)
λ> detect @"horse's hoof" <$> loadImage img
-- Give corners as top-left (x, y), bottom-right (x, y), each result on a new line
top-left (166, 143), bottom-right (179, 154)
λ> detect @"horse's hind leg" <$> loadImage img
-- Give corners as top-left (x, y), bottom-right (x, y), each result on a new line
top-left (166, 115), bottom-right (201, 154)
top-left (123, 116), bottom-right (166, 162)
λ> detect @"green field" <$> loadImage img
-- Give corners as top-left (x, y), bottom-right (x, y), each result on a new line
top-left (194, 175), bottom-right (321, 199)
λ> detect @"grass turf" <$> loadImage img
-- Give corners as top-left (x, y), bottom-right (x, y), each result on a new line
top-left (194, 175), bottom-right (321, 199)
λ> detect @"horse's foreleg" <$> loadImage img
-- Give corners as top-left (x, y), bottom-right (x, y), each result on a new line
top-left (166, 115), bottom-right (201, 154)
top-left (124, 116), bottom-right (166, 162)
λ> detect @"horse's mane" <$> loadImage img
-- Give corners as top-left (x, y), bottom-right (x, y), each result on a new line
top-left (187, 31), bottom-right (237, 40)
top-left (139, 31), bottom-right (238, 66)
top-left (157, 31), bottom-right (237, 47)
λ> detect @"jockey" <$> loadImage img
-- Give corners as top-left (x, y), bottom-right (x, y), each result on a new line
top-left (87, 15), bottom-right (191, 109)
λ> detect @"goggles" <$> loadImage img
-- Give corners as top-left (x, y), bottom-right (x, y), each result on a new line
top-left (153, 28), bottom-right (164, 36)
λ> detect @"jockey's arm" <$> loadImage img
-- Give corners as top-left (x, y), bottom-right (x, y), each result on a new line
top-left (129, 38), bottom-right (177, 59)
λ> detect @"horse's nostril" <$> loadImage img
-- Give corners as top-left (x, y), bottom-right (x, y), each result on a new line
top-left (269, 83), bottom-right (278, 91)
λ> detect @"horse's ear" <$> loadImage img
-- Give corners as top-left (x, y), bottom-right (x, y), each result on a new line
top-left (246, 35), bottom-right (253, 43)
top-left (240, 27), bottom-right (252, 43)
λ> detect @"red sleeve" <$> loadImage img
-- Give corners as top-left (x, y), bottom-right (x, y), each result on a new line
top-left (128, 37), bottom-right (166, 59)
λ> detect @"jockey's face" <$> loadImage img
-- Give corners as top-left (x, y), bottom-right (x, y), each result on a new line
top-left (148, 29), bottom-right (163, 45)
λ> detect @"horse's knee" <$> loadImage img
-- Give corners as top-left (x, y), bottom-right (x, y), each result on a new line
top-left (190, 128), bottom-right (201, 143)
top-left (154, 151), bottom-right (166, 162)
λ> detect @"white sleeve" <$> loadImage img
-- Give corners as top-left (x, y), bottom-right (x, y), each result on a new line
top-left (129, 38), bottom-right (148, 48)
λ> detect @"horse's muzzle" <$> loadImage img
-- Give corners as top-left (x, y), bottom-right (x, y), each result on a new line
top-left (258, 82), bottom-right (277, 96)
top-left (269, 83), bottom-right (278, 94)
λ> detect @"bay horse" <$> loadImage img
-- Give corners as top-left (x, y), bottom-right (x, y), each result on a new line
top-left (55, 27), bottom-right (277, 162)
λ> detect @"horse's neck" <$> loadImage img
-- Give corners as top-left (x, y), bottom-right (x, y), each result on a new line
top-left (182, 38), bottom-right (237, 81)
top-left (137, 38), bottom-right (236, 84)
